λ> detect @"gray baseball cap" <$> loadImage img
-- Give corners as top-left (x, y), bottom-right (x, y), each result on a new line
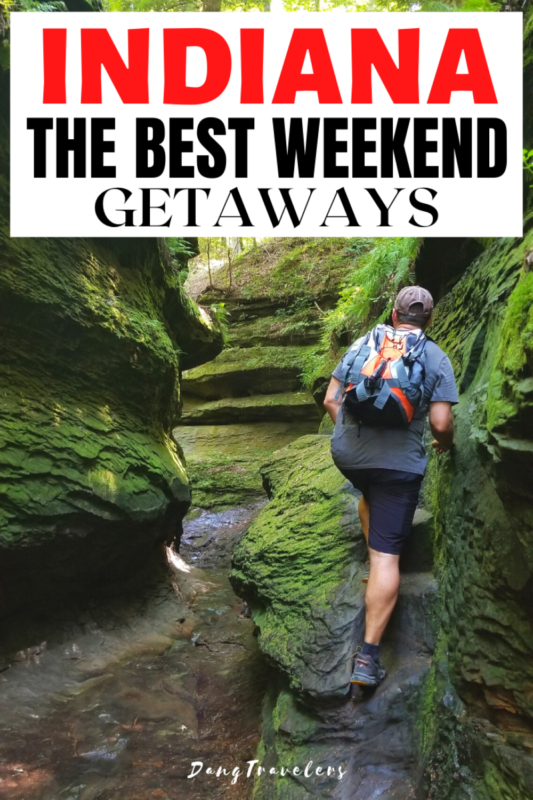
top-left (394, 286), bottom-right (434, 318)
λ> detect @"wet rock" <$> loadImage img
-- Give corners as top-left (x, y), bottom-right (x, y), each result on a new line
top-left (0, 541), bottom-right (267, 800)
top-left (181, 501), bottom-right (267, 568)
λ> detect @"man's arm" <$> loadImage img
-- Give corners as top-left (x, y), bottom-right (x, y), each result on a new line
top-left (324, 377), bottom-right (342, 424)
top-left (429, 401), bottom-right (455, 454)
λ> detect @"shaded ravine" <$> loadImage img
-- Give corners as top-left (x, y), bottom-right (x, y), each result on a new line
top-left (0, 502), bottom-right (268, 800)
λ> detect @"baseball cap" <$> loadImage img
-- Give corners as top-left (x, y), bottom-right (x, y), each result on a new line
top-left (394, 286), bottom-right (434, 318)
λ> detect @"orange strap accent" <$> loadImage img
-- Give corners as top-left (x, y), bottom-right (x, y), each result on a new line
top-left (390, 387), bottom-right (415, 421)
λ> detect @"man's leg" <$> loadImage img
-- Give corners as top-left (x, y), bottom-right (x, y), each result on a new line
top-left (363, 548), bottom-right (400, 644)
top-left (351, 471), bottom-right (422, 687)
top-left (358, 495), bottom-right (370, 582)
top-left (358, 495), bottom-right (369, 544)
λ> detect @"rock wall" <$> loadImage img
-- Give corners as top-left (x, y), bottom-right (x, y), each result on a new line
top-left (0, 42), bottom-right (224, 614)
top-left (419, 230), bottom-right (533, 800)
top-left (417, 12), bottom-right (533, 795)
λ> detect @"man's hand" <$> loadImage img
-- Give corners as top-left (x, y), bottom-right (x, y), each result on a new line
top-left (431, 439), bottom-right (453, 455)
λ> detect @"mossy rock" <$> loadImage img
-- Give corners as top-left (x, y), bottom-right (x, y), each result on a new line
top-left (0, 160), bottom-right (223, 612)
top-left (230, 312), bottom-right (323, 349)
top-left (181, 392), bottom-right (320, 426)
top-left (230, 435), bottom-right (367, 697)
top-left (318, 414), bottom-right (335, 435)
top-left (419, 230), bottom-right (533, 797)
top-left (182, 345), bottom-right (315, 400)
top-left (175, 422), bottom-right (319, 509)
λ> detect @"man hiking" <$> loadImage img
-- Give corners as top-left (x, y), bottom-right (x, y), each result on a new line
top-left (323, 286), bottom-right (458, 688)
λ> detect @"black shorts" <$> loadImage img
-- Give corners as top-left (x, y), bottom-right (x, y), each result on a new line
top-left (339, 468), bottom-right (423, 556)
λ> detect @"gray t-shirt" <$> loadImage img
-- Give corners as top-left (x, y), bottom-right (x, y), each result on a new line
top-left (330, 337), bottom-right (459, 476)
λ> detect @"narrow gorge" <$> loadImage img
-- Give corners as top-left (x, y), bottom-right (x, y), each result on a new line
top-left (0, 3), bottom-right (532, 798)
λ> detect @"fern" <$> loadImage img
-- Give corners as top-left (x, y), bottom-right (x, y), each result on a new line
top-left (301, 237), bottom-right (421, 390)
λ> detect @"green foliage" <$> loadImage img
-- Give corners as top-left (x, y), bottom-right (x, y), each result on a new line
top-left (259, 238), bottom-right (351, 299)
top-left (300, 237), bottom-right (420, 390)
top-left (327, 237), bottom-right (420, 336)
top-left (167, 237), bottom-right (195, 262)
top-left (208, 301), bottom-right (231, 344)
top-left (0, 0), bottom-right (65, 23)
top-left (102, 0), bottom-right (503, 17)
top-left (0, 0), bottom-right (66, 45)
top-left (274, 297), bottom-right (314, 318)
top-left (299, 346), bottom-right (338, 392)
top-left (16, 0), bottom-right (66, 8)
top-left (106, 0), bottom-right (200, 11)
top-left (280, 0), bottom-right (500, 11)
top-left (523, 149), bottom-right (533, 189)
top-left (165, 237), bottom-right (196, 281)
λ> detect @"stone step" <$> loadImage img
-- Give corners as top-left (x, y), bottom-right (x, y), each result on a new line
top-left (175, 421), bottom-right (320, 462)
top-left (181, 392), bottom-right (321, 425)
top-left (231, 314), bottom-right (323, 348)
top-left (254, 567), bottom-right (438, 702)
top-left (182, 345), bottom-right (314, 400)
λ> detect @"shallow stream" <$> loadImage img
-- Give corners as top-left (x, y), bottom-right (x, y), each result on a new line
top-left (0, 502), bottom-right (268, 800)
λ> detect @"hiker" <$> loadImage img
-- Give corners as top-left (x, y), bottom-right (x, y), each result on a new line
top-left (323, 286), bottom-right (458, 688)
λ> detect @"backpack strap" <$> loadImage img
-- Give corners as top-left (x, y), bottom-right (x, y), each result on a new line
top-left (373, 382), bottom-right (391, 410)
top-left (333, 333), bottom-right (371, 401)
top-left (394, 358), bottom-right (410, 389)
top-left (355, 380), bottom-right (370, 402)
top-left (349, 345), bottom-right (371, 384)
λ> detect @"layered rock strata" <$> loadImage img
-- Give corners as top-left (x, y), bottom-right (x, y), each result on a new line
top-left (0, 46), bottom-right (223, 612)
top-left (420, 230), bottom-right (533, 799)
top-left (174, 242), bottom-right (352, 511)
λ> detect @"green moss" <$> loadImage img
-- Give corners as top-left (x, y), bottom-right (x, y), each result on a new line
top-left (318, 413), bottom-right (334, 435)
top-left (417, 634), bottom-right (449, 758)
top-left (495, 270), bottom-right (533, 374)
top-left (231, 309), bottom-right (322, 348)
top-left (420, 231), bottom-right (533, 798)
top-left (176, 422), bottom-right (318, 510)
top-left (423, 452), bottom-right (453, 576)
top-left (430, 232), bottom-right (533, 381)
top-left (0, 176), bottom-right (222, 552)
top-left (485, 368), bottom-right (518, 432)
top-left (184, 345), bottom-right (315, 381)
top-left (230, 435), bottom-right (363, 691)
